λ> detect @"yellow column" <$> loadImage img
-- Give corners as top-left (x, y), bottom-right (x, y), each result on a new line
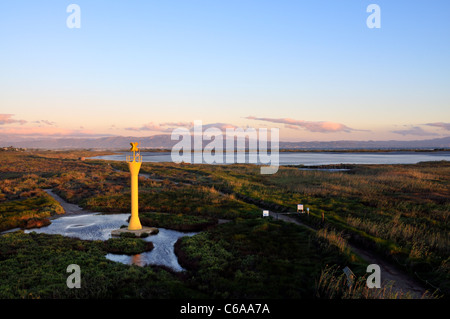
top-left (128, 159), bottom-right (142, 230)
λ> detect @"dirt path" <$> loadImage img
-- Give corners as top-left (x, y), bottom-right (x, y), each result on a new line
top-left (139, 173), bottom-right (164, 182)
top-left (44, 189), bottom-right (95, 218)
top-left (271, 211), bottom-right (428, 298)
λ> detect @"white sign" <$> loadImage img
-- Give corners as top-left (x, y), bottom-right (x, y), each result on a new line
top-left (297, 204), bottom-right (303, 211)
top-left (263, 210), bottom-right (269, 217)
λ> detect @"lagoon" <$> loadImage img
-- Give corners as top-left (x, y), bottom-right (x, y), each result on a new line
top-left (24, 213), bottom-right (197, 272)
top-left (90, 151), bottom-right (450, 166)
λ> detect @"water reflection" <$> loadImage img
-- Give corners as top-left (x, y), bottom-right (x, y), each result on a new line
top-left (105, 228), bottom-right (197, 271)
top-left (131, 254), bottom-right (142, 266)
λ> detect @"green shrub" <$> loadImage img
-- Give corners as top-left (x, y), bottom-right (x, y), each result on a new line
top-left (103, 238), bottom-right (154, 255)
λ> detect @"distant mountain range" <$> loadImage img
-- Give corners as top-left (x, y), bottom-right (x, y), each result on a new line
top-left (1, 134), bottom-right (449, 150)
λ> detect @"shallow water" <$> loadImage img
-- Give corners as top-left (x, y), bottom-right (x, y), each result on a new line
top-left (91, 151), bottom-right (450, 166)
top-left (105, 228), bottom-right (197, 271)
top-left (24, 213), bottom-right (197, 271)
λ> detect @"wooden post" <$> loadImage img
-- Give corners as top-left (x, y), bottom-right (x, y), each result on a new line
top-left (321, 211), bottom-right (325, 223)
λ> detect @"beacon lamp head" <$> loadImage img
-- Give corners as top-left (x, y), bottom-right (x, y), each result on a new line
top-left (130, 142), bottom-right (139, 152)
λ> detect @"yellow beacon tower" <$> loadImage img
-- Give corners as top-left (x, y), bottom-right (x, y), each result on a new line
top-left (126, 142), bottom-right (142, 230)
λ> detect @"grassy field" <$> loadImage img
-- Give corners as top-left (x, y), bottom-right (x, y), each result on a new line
top-left (0, 150), bottom-right (448, 298)
top-left (202, 162), bottom-right (450, 295)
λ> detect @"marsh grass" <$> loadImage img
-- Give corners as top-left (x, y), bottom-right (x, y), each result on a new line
top-left (175, 219), bottom-right (365, 298)
top-left (317, 227), bottom-right (351, 255)
top-left (196, 161), bottom-right (450, 295)
top-left (0, 151), bottom-right (448, 296)
top-left (315, 264), bottom-right (441, 299)
top-left (140, 212), bottom-right (217, 232)
top-left (0, 231), bottom-right (200, 299)
top-left (103, 237), bottom-right (154, 255)
top-left (315, 265), bottom-right (413, 299)
top-left (0, 191), bottom-right (63, 231)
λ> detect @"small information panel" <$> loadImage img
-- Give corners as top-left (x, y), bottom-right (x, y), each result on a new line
top-left (263, 210), bottom-right (269, 217)
top-left (343, 266), bottom-right (355, 287)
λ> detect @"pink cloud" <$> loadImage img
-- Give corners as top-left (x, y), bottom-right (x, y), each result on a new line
top-left (201, 123), bottom-right (238, 131)
top-left (161, 121), bottom-right (194, 128)
top-left (125, 121), bottom-right (239, 134)
top-left (125, 122), bottom-right (173, 132)
top-left (245, 116), bottom-right (355, 133)
top-left (0, 114), bottom-right (27, 125)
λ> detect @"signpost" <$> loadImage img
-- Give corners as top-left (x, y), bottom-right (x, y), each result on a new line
top-left (263, 210), bottom-right (269, 217)
top-left (297, 204), bottom-right (303, 213)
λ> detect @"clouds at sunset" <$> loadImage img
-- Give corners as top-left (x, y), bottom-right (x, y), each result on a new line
top-left (245, 116), bottom-right (356, 133)
top-left (32, 120), bottom-right (56, 126)
top-left (0, 125), bottom-right (110, 138)
top-left (1, 2), bottom-right (449, 143)
top-left (1, 112), bottom-right (447, 142)
top-left (0, 114), bottom-right (110, 138)
top-left (125, 121), bottom-right (194, 133)
top-left (425, 122), bottom-right (450, 131)
top-left (0, 114), bottom-right (27, 125)
top-left (125, 122), bottom-right (239, 133)
top-left (391, 126), bottom-right (439, 136)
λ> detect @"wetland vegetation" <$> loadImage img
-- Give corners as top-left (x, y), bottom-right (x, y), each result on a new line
top-left (0, 150), bottom-right (448, 298)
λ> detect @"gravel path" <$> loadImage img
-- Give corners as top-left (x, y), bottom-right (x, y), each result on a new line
top-left (44, 189), bottom-right (95, 217)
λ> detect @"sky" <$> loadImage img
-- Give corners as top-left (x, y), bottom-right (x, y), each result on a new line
top-left (0, 0), bottom-right (449, 142)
